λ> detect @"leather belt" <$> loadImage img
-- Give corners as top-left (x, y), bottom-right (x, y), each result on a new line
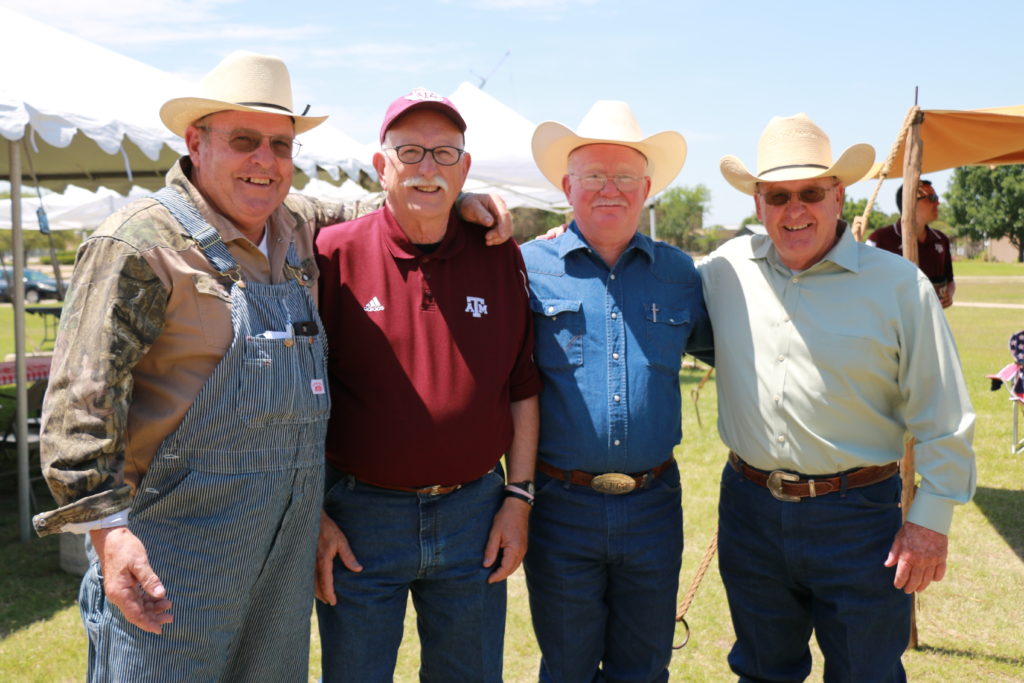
top-left (355, 466), bottom-right (498, 496)
top-left (728, 451), bottom-right (898, 503)
top-left (537, 458), bottom-right (674, 495)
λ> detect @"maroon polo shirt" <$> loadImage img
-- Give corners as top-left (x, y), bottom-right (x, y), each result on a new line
top-left (868, 221), bottom-right (954, 285)
top-left (315, 206), bottom-right (541, 487)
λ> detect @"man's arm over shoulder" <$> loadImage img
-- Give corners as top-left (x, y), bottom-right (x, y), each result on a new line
top-left (34, 236), bottom-right (167, 536)
top-left (286, 193), bottom-right (383, 233)
top-left (654, 243), bottom-right (714, 366)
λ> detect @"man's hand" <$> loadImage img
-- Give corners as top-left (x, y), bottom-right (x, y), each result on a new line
top-left (935, 282), bottom-right (954, 308)
top-left (90, 526), bottom-right (172, 634)
top-left (884, 521), bottom-right (949, 593)
top-left (315, 510), bottom-right (362, 605)
top-left (537, 223), bottom-right (567, 241)
top-left (483, 498), bottom-right (530, 583)
top-left (458, 193), bottom-right (512, 246)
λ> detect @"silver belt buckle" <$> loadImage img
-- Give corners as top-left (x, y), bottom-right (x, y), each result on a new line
top-left (590, 473), bottom-right (637, 495)
top-left (766, 470), bottom-right (801, 502)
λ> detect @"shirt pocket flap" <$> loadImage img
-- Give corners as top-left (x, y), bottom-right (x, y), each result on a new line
top-left (532, 298), bottom-right (582, 318)
top-left (644, 305), bottom-right (690, 326)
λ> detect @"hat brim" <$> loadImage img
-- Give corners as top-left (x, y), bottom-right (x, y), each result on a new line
top-left (160, 97), bottom-right (328, 138)
top-left (720, 143), bottom-right (875, 195)
top-left (532, 122), bottom-right (687, 197)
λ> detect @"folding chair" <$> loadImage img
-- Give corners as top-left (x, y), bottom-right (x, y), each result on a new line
top-left (987, 331), bottom-right (1024, 454)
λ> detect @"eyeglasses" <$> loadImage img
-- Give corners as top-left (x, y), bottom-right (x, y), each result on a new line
top-left (917, 193), bottom-right (939, 204)
top-left (759, 185), bottom-right (835, 206)
top-left (383, 144), bottom-right (465, 166)
top-left (197, 127), bottom-right (301, 159)
top-left (570, 173), bottom-right (647, 192)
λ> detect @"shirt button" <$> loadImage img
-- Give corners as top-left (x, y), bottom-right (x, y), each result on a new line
top-left (773, 394), bottom-right (781, 403)
top-left (611, 312), bottom-right (618, 320)
top-left (791, 277), bottom-right (799, 284)
top-left (613, 439), bottom-right (621, 446)
top-left (612, 352), bottom-right (619, 360)
top-left (547, 306), bottom-right (555, 314)
top-left (783, 316), bottom-right (790, 322)
top-left (777, 434), bottom-right (786, 443)
top-left (613, 395), bottom-right (621, 402)
top-left (777, 355), bottom-right (784, 362)
top-left (610, 274), bottom-right (616, 280)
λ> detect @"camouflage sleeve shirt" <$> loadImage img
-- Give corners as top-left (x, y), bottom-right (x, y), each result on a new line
top-left (33, 158), bottom-right (377, 536)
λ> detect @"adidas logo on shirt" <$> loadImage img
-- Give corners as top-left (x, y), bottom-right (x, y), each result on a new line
top-left (363, 296), bottom-right (385, 312)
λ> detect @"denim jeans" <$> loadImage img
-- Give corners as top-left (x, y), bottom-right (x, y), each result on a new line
top-left (523, 462), bottom-right (683, 683)
top-left (718, 462), bottom-right (911, 683)
top-left (317, 464), bottom-right (506, 683)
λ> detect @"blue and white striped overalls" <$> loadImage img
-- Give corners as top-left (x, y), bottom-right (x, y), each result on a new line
top-left (81, 189), bottom-right (330, 682)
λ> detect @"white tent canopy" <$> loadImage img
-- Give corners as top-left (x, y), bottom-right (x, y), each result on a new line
top-left (448, 82), bottom-right (567, 212)
top-left (0, 6), bottom-right (374, 192)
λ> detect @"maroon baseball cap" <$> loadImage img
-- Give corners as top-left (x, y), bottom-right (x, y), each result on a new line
top-left (379, 88), bottom-right (467, 143)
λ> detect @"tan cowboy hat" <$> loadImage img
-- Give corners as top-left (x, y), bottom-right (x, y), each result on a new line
top-left (532, 100), bottom-right (687, 196)
top-left (160, 51), bottom-right (328, 137)
top-left (720, 113), bottom-right (875, 195)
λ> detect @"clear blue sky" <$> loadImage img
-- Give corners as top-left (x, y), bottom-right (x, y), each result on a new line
top-left (4, 0), bottom-right (1022, 225)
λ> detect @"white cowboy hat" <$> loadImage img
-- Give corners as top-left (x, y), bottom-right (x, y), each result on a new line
top-left (532, 100), bottom-right (687, 196)
top-left (720, 113), bottom-right (874, 195)
top-left (160, 51), bottom-right (328, 137)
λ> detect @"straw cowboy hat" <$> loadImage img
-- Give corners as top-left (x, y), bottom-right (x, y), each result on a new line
top-left (160, 51), bottom-right (328, 137)
top-left (720, 113), bottom-right (874, 195)
top-left (532, 101), bottom-right (687, 196)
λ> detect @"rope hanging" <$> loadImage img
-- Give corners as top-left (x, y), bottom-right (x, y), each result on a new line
top-left (853, 105), bottom-right (921, 241)
top-left (673, 530), bottom-right (718, 649)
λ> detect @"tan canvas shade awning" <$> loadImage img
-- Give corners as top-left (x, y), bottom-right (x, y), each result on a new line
top-left (868, 105), bottom-right (1024, 178)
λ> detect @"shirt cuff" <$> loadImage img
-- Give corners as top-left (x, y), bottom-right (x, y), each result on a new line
top-left (62, 509), bottom-right (131, 534)
top-left (905, 489), bottom-right (955, 536)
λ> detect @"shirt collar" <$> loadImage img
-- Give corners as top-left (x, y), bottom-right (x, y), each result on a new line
top-left (754, 220), bottom-right (860, 274)
top-left (556, 220), bottom-right (655, 263)
top-left (379, 204), bottom-right (465, 261)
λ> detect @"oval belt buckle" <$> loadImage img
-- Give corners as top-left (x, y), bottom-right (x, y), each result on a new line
top-left (590, 473), bottom-right (637, 495)
top-left (766, 470), bottom-right (801, 502)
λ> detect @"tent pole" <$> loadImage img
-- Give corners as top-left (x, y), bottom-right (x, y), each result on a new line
top-left (9, 137), bottom-right (32, 542)
top-left (899, 110), bottom-right (924, 649)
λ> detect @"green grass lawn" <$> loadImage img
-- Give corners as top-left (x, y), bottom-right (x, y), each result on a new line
top-left (2, 266), bottom-right (1024, 681)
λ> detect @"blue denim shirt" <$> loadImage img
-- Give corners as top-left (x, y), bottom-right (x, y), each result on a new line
top-left (521, 222), bottom-right (714, 473)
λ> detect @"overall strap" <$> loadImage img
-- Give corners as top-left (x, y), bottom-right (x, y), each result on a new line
top-left (152, 187), bottom-right (240, 276)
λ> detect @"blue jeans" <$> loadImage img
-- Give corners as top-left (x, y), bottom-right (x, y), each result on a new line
top-left (524, 462), bottom-right (683, 683)
top-left (316, 465), bottom-right (506, 683)
top-left (718, 462), bottom-right (911, 683)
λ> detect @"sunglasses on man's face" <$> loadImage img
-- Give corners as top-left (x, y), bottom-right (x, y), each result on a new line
top-left (917, 193), bottom-right (939, 204)
top-left (198, 126), bottom-right (301, 159)
top-left (759, 185), bottom-right (834, 207)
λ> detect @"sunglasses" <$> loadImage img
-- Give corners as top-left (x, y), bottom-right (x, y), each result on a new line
top-left (917, 193), bottom-right (939, 203)
top-left (759, 185), bottom-right (835, 206)
top-left (197, 126), bottom-right (301, 159)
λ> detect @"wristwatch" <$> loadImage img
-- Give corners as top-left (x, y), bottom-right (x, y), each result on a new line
top-left (504, 480), bottom-right (535, 507)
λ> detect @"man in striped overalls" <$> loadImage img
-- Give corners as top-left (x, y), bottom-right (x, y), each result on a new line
top-left (33, 53), bottom-right (509, 682)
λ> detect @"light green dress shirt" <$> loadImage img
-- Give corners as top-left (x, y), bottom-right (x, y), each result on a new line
top-left (699, 223), bottom-right (976, 535)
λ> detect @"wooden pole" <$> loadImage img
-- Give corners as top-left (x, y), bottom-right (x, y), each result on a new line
top-left (899, 111), bottom-right (924, 649)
